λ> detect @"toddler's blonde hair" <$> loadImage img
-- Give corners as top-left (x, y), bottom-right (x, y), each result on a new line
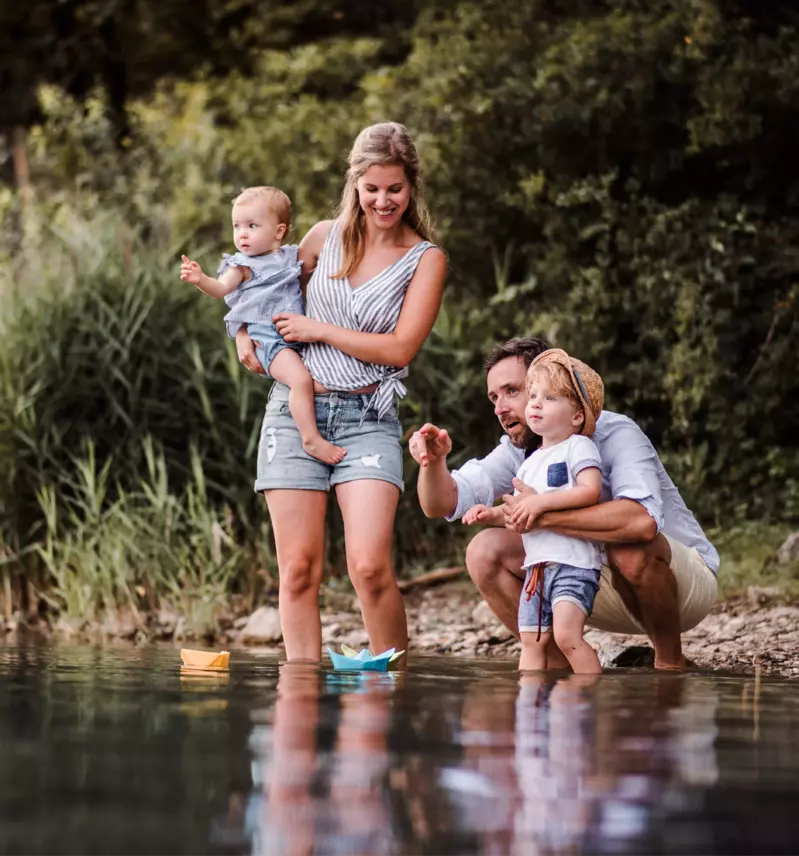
top-left (528, 361), bottom-right (584, 419)
top-left (232, 186), bottom-right (292, 238)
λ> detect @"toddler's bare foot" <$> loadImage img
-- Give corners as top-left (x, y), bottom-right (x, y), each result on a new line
top-left (302, 435), bottom-right (347, 464)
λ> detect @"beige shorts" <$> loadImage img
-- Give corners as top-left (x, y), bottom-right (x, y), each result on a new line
top-left (587, 535), bottom-right (718, 634)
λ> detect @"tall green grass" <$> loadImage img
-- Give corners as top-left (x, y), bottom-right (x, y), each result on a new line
top-left (0, 207), bottom-right (274, 626)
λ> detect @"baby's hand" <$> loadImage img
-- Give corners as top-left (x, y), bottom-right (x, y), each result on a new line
top-left (180, 254), bottom-right (204, 284)
top-left (461, 504), bottom-right (490, 526)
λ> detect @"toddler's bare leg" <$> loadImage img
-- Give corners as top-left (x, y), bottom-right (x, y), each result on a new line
top-left (519, 630), bottom-right (552, 671)
top-left (552, 602), bottom-right (601, 675)
top-left (268, 349), bottom-right (346, 465)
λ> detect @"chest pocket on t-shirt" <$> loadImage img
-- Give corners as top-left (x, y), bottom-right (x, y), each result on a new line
top-left (547, 462), bottom-right (569, 488)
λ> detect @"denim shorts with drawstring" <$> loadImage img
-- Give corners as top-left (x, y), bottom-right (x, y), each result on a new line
top-left (254, 382), bottom-right (404, 493)
top-left (518, 562), bottom-right (601, 636)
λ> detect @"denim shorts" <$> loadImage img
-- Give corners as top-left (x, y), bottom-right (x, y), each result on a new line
top-left (518, 562), bottom-right (601, 634)
top-left (254, 382), bottom-right (404, 493)
top-left (249, 322), bottom-right (303, 378)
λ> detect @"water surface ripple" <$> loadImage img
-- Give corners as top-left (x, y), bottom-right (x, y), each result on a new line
top-left (0, 645), bottom-right (797, 854)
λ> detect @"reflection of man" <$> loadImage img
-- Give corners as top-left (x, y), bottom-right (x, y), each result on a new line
top-left (409, 338), bottom-right (720, 670)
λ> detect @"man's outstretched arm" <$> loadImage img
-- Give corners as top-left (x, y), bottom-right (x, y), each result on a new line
top-left (417, 457), bottom-right (459, 519)
top-left (409, 424), bottom-right (458, 518)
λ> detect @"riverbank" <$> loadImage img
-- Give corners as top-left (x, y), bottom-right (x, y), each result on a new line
top-left (5, 576), bottom-right (796, 678)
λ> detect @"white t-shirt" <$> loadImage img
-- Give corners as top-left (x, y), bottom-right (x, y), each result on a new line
top-left (516, 434), bottom-right (603, 570)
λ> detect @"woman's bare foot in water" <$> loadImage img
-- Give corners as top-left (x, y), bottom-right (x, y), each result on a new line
top-left (302, 434), bottom-right (347, 464)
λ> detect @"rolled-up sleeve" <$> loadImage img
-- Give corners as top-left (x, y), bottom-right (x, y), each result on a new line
top-left (447, 440), bottom-right (520, 522)
top-left (601, 422), bottom-right (665, 531)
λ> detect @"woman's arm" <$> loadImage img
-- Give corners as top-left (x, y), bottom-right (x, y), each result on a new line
top-left (277, 247), bottom-right (447, 367)
top-left (297, 220), bottom-right (334, 292)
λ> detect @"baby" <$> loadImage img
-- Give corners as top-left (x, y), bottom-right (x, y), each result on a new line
top-left (180, 186), bottom-right (345, 464)
top-left (464, 348), bottom-right (605, 673)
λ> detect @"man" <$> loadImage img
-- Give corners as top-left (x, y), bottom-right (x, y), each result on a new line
top-left (409, 338), bottom-right (719, 670)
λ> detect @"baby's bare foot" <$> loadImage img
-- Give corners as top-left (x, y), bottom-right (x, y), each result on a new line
top-left (302, 436), bottom-right (347, 465)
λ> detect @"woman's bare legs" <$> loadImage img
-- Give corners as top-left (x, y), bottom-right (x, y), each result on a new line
top-left (268, 349), bottom-right (346, 465)
top-left (335, 479), bottom-right (408, 661)
top-left (265, 488), bottom-right (328, 661)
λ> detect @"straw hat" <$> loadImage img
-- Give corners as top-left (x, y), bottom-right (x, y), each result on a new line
top-left (531, 348), bottom-right (604, 435)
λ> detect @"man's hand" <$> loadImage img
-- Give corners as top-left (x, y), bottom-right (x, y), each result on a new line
top-left (409, 423), bottom-right (452, 469)
top-left (502, 478), bottom-right (541, 533)
top-left (235, 327), bottom-right (266, 375)
top-left (180, 254), bottom-right (204, 285)
top-left (273, 312), bottom-right (322, 343)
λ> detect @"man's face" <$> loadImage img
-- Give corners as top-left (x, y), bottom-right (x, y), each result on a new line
top-left (486, 357), bottom-right (536, 449)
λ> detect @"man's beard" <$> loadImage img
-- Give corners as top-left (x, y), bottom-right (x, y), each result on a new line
top-left (504, 421), bottom-right (537, 451)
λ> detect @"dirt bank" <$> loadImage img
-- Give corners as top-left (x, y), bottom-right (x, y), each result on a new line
top-left (319, 579), bottom-right (799, 677)
top-left (3, 578), bottom-right (797, 677)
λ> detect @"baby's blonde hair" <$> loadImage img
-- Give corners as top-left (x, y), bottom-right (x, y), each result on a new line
top-left (528, 362), bottom-right (583, 417)
top-left (232, 186), bottom-right (292, 238)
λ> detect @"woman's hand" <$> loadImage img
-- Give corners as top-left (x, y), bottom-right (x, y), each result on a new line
top-left (273, 313), bottom-right (323, 344)
top-left (235, 327), bottom-right (265, 375)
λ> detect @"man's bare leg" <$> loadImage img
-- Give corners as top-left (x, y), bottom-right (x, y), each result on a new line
top-left (465, 529), bottom-right (570, 670)
top-left (606, 535), bottom-right (684, 670)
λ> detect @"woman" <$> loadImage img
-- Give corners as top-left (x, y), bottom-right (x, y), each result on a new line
top-left (237, 122), bottom-right (447, 662)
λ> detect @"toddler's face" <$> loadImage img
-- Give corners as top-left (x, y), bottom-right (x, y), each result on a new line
top-left (232, 200), bottom-right (285, 255)
top-left (525, 377), bottom-right (584, 442)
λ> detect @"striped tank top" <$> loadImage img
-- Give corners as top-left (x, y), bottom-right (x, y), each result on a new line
top-left (303, 221), bottom-right (436, 420)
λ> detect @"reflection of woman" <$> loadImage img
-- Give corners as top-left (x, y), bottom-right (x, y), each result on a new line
top-left (238, 122), bottom-right (446, 663)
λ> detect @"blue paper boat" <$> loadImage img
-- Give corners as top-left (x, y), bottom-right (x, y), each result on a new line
top-left (327, 644), bottom-right (405, 671)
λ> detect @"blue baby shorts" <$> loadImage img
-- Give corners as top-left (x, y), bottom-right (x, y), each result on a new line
top-left (249, 322), bottom-right (302, 378)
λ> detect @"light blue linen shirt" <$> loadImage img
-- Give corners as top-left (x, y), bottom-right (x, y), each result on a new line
top-left (448, 410), bottom-right (720, 575)
top-left (220, 246), bottom-right (303, 340)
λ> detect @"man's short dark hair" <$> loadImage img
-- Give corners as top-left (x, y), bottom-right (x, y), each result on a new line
top-left (483, 337), bottom-right (550, 373)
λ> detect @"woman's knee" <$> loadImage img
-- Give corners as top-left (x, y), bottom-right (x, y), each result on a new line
top-left (280, 555), bottom-right (321, 598)
top-left (349, 558), bottom-right (395, 601)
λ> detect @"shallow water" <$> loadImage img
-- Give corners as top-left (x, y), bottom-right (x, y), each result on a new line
top-left (0, 646), bottom-right (797, 855)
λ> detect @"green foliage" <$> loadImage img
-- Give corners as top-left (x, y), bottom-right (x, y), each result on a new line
top-left (35, 438), bottom-right (262, 635)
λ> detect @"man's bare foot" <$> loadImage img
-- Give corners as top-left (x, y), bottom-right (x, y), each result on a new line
top-left (654, 655), bottom-right (696, 671)
top-left (302, 435), bottom-right (347, 464)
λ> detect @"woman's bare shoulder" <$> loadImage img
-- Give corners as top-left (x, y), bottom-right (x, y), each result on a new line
top-left (300, 219), bottom-right (336, 254)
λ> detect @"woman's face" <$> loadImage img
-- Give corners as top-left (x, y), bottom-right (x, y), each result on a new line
top-left (356, 164), bottom-right (410, 230)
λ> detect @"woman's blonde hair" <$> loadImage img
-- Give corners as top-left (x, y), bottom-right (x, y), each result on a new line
top-left (334, 122), bottom-right (436, 278)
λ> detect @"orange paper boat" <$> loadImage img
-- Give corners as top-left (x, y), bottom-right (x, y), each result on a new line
top-left (180, 648), bottom-right (230, 671)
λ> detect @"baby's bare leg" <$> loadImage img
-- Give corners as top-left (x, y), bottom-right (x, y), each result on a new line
top-left (519, 630), bottom-right (552, 671)
top-left (268, 349), bottom-right (346, 465)
top-left (552, 602), bottom-right (601, 674)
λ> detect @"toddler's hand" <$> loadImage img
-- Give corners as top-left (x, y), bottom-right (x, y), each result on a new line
top-left (180, 254), bottom-right (204, 285)
top-left (461, 504), bottom-right (490, 526)
top-left (503, 494), bottom-right (542, 533)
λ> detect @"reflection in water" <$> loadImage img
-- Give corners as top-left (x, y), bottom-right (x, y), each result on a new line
top-left (1, 646), bottom-right (798, 855)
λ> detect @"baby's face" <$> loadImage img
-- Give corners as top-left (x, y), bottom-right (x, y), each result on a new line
top-left (232, 200), bottom-right (285, 255)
